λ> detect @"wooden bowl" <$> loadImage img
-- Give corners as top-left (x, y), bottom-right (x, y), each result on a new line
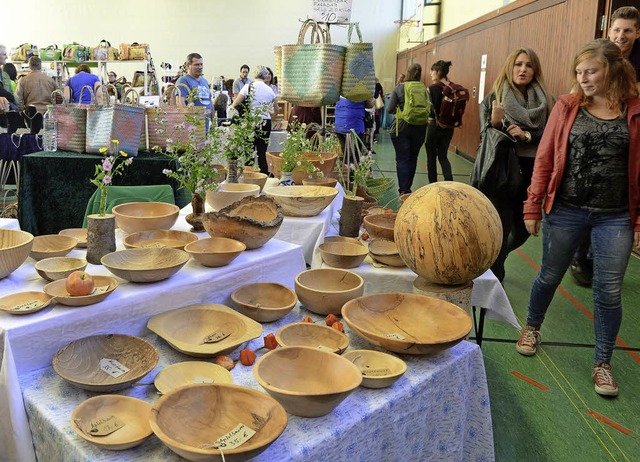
top-left (71, 395), bottom-right (153, 450)
top-left (363, 213), bottom-right (397, 241)
top-left (147, 303), bottom-right (262, 357)
top-left (101, 248), bottom-right (190, 283)
top-left (341, 293), bottom-right (473, 355)
top-left (43, 276), bottom-right (119, 307)
top-left (266, 151), bottom-right (338, 185)
top-left (206, 183), bottom-right (260, 211)
top-left (342, 349), bottom-right (408, 389)
top-left (184, 237), bottom-right (246, 267)
top-left (123, 230), bottom-right (198, 250)
top-left (52, 334), bottom-right (159, 392)
top-left (323, 236), bottom-right (364, 246)
top-left (112, 202), bottom-right (180, 234)
top-left (368, 238), bottom-right (405, 267)
top-left (275, 322), bottom-right (350, 354)
top-left (211, 164), bottom-right (228, 182)
top-left (239, 171), bottom-right (268, 192)
top-left (263, 186), bottom-right (338, 217)
top-left (0, 229), bottom-right (33, 279)
top-left (294, 268), bottom-right (364, 315)
top-left (35, 257), bottom-right (88, 281)
top-left (154, 361), bottom-right (233, 395)
top-left (302, 177), bottom-right (338, 188)
top-left (318, 241), bottom-right (368, 269)
top-left (0, 291), bottom-right (53, 315)
top-left (231, 282), bottom-right (297, 322)
top-left (150, 383), bottom-right (288, 462)
top-left (29, 234), bottom-right (77, 261)
top-left (202, 196), bottom-right (284, 250)
top-left (59, 228), bottom-right (88, 247)
top-left (254, 346), bottom-right (362, 417)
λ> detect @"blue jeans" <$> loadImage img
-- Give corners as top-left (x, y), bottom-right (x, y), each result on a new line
top-left (527, 203), bottom-right (633, 363)
top-left (390, 123), bottom-right (427, 194)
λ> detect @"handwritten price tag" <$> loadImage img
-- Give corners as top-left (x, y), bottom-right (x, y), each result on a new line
top-left (193, 376), bottom-right (215, 384)
top-left (200, 423), bottom-right (256, 450)
top-left (201, 331), bottom-right (231, 344)
top-left (361, 368), bottom-right (393, 377)
top-left (77, 415), bottom-right (125, 437)
top-left (10, 300), bottom-right (44, 312)
top-left (100, 358), bottom-right (130, 378)
top-left (384, 333), bottom-right (406, 340)
top-left (91, 286), bottom-right (109, 295)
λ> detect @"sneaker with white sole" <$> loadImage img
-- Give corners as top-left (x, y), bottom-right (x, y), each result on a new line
top-left (516, 325), bottom-right (541, 356)
top-left (592, 363), bottom-right (618, 397)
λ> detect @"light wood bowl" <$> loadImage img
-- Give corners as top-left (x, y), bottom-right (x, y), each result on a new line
top-left (184, 237), bottom-right (246, 267)
top-left (202, 196), bottom-right (284, 250)
top-left (0, 291), bottom-right (53, 315)
top-left (239, 171), bottom-right (268, 192)
top-left (35, 257), bottom-right (88, 281)
top-left (43, 275), bottom-right (118, 307)
top-left (275, 322), bottom-right (350, 354)
top-left (112, 202), bottom-right (180, 234)
top-left (150, 383), bottom-right (288, 462)
top-left (52, 334), bottom-right (159, 392)
top-left (254, 346), bottom-right (362, 417)
top-left (59, 228), bottom-right (88, 247)
top-left (0, 229), bottom-right (34, 279)
top-left (263, 186), bottom-right (338, 217)
top-left (302, 177), bottom-right (338, 188)
top-left (342, 350), bottom-right (408, 389)
top-left (71, 395), bottom-right (153, 450)
top-left (206, 183), bottom-right (260, 211)
top-left (123, 230), bottom-right (198, 250)
top-left (294, 268), bottom-right (364, 315)
top-left (211, 164), bottom-right (228, 182)
top-left (231, 282), bottom-right (297, 322)
top-left (323, 236), bottom-right (364, 246)
top-left (341, 293), bottom-right (473, 355)
top-left (318, 242), bottom-right (368, 269)
top-left (368, 238), bottom-right (406, 267)
top-left (154, 361), bottom-right (233, 395)
top-left (147, 303), bottom-right (262, 357)
top-left (29, 234), bottom-right (77, 261)
top-left (363, 213), bottom-right (397, 241)
top-left (101, 248), bottom-right (190, 283)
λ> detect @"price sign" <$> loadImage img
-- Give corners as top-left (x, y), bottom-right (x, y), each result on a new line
top-left (361, 368), bottom-right (393, 377)
top-left (78, 415), bottom-right (125, 437)
top-left (91, 286), bottom-right (109, 295)
top-left (10, 300), bottom-right (44, 312)
top-left (311, 0), bottom-right (353, 23)
top-left (201, 331), bottom-right (231, 344)
top-left (100, 358), bottom-right (130, 378)
top-left (210, 423), bottom-right (256, 450)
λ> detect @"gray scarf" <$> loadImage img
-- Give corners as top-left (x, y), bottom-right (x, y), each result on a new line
top-left (501, 82), bottom-right (548, 130)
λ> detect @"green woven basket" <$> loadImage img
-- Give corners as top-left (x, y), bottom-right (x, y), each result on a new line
top-left (365, 177), bottom-right (399, 210)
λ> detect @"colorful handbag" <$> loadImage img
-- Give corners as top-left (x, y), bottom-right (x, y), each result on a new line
top-left (119, 42), bottom-right (149, 60)
top-left (341, 23), bottom-right (376, 103)
top-left (11, 43), bottom-right (38, 62)
top-left (62, 43), bottom-right (90, 62)
top-left (91, 40), bottom-right (119, 61)
top-left (50, 87), bottom-right (92, 153)
top-left (39, 44), bottom-right (62, 61)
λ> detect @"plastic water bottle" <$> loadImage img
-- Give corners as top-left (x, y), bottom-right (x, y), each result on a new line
top-left (43, 105), bottom-right (57, 152)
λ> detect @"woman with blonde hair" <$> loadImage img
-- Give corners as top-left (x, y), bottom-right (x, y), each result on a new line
top-left (518, 39), bottom-right (640, 397)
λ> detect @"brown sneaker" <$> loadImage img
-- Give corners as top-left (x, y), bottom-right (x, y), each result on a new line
top-left (516, 325), bottom-right (541, 356)
top-left (592, 363), bottom-right (618, 397)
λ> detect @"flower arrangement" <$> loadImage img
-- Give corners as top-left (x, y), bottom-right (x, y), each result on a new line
top-left (277, 120), bottom-right (340, 179)
top-left (90, 140), bottom-right (133, 216)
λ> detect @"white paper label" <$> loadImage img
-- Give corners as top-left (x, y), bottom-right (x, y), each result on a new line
top-left (384, 333), bottom-right (406, 340)
top-left (201, 331), bottom-right (231, 344)
top-left (205, 423), bottom-right (256, 450)
top-left (100, 358), bottom-right (130, 378)
top-left (10, 300), bottom-right (43, 312)
top-left (361, 367), bottom-right (393, 377)
top-left (91, 286), bottom-right (109, 295)
top-left (193, 376), bottom-right (214, 384)
top-left (78, 415), bottom-right (125, 437)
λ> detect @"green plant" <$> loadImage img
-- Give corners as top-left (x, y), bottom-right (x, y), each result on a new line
top-left (339, 129), bottom-right (375, 196)
top-left (90, 140), bottom-right (133, 216)
top-left (278, 119), bottom-right (312, 173)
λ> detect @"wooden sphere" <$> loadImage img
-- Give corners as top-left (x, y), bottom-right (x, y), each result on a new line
top-left (394, 182), bottom-right (502, 285)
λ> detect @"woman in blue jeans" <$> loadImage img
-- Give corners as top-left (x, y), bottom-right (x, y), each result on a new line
top-left (519, 39), bottom-right (640, 397)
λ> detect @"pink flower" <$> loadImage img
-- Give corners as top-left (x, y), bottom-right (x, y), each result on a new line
top-left (102, 159), bottom-right (113, 172)
top-left (103, 175), bottom-right (112, 185)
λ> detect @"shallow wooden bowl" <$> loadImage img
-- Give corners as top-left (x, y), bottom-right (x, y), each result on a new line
top-left (239, 171), bottom-right (269, 192)
top-left (35, 257), bottom-right (88, 281)
top-left (0, 229), bottom-right (34, 279)
top-left (101, 248), bottom-right (190, 283)
top-left (52, 334), bottom-right (159, 392)
top-left (275, 322), bottom-right (350, 354)
top-left (254, 346), bottom-right (362, 417)
top-left (112, 202), bottom-right (180, 234)
top-left (183, 237), bottom-right (246, 267)
top-left (0, 291), bottom-right (53, 315)
top-left (154, 361), bottom-right (233, 395)
top-left (43, 275), bottom-right (118, 307)
top-left (342, 349), bottom-right (408, 389)
top-left (147, 303), bottom-right (262, 357)
top-left (30, 234), bottom-right (77, 261)
top-left (368, 238), bottom-right (405, 267)
top-left (363, 213), bottom-right (397, 241)
top-left (318, 242), bottom-right (368, 269)
top-left (202, 196), bottom-right (284, 250)
top-left (150, 383), bottom-right (288, 462)
top-left (71, 395), bottom-right (153, 450)
top-left (341, 293), bottom-right (473, 355)
top-left (302, 177), bottom-right (338, 188)
top-left (231, 282), bottom-right (297, 322)
top-left (323, 236), bottom-right (364, 246)
top-left (123, 230), bottom-right (198, 250)
top-left (206, 183), bottom-right (260, 211)
top-left (263, 186), bottom-right (338, 217)
top-left (294, 268), bottom-right (364, 315)
top-left (59, 228), bottom-right (88, 247)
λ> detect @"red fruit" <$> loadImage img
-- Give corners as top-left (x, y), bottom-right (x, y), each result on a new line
top-left (302, 316), bottom-right (313, 323)
top-left (361, 232), bottom-right (370, 241)
top-left (65, 271), bottom-right (94, 296)
top-left (239, 349), bottom-right (257, 366)
top-left (325, 314), bottom-right (339, 326)
top-left (264, 333), bottom-right (278, 350)
top-left (215, 355), bottom-right (235, 371)
top-left (331, 321), bottom-right (344, 333)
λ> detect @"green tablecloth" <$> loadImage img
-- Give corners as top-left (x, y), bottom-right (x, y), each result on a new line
top-left (18, 150), bottom-right (191, 236)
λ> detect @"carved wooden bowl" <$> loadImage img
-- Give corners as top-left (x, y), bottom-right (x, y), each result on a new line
top-left (153, 361), bottom-right (233, 395)
top-left (342, 349), bottom-right (408, 389)
top-left (0, 229), bottom-right (33, 279)
top-left (123, 230), bottom-right (199, 250)
top-left (231, 282), bottom-right (297, 322)
top-left (71, 395), bottom-right (153, 450)
top-left (59, 228), bottom-right (88, 247)
top-left (147, 303), bottom-right (262, 357)
top-left (363, 213), bottom-right (397, 241)
top-left (239, 171), bottom-right (269, 192)
top-left (323, 236), bottom-right (365, 246)
top-left (318, 241), bottom-right (368, 269)
top-left (101, 248), bottom-right (190, 283)
top-left (341, 293), bottom-right (473, 355)
top-left (184, 237), bottom-right (246, 267)
top-left (263, 186), bottom-right (338, 217)
top-left (254, 346), bottom-right (362, 417)
top-left (368, 238), bottom-right (406, 267)
top-left (29, 234), bottom-right (77, 261)
top-left (43, 276), bottom-right (118, 307)
top-left (275, 322), bottom-right (350, 354)
top-left (302, 177), bottom-right (338, 188)
top-left (206, 183), bottom-right (260, 211)
top-left (52, 334), bottom-right (159, 392)
top-left (112, 202), bottom-right (180, 234)
top-left (0, 291), bottom-right (53, 315)
top-left (35, 257), bottom-right (88, 281)
top-left (294, 268), bottom-right (364, 315)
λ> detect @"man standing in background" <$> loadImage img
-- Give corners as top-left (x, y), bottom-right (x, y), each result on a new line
top-left (176, 52), bottom-right (213, 130)
top-left (15, 57), bottom-right (57, 114)
top-left (233, 64), bottom-right (251, 96)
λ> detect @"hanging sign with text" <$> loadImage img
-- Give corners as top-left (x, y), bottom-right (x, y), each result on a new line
top-left (311, 0), bottom-right (353, 23)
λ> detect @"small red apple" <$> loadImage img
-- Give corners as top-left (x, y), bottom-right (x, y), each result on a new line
top-left (66, 271), bottom-right (94, 296)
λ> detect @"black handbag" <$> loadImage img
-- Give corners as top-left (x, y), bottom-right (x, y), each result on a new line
top-left (470, 126), bottom-right (522, 196)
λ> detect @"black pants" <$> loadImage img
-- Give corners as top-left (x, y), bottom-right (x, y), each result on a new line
top-left (425, 124), bottom-right (454, 183)
top-left (390, 123), bottom-right (427, 194)
top-left (254, 119), bottom-right (272, 175)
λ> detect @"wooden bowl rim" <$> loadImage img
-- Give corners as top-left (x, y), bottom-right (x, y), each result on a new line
top-left (35, 256), bottom-right (88, 271)
top-left (112, 201), bottom-right (180, 218)
top-left (123, 230), bottom-right (198, 249)
top-left (263, 185), bottom-right (339, 198)
top-left (183, 237), bottom-right (247, 254)
top-left (363, 213), bottom-right (397, 227)
top-left (43, 275), bottom-right (119, 306)
top-left (295, 268), bottom-right (365, 293)
top-left (31, 234), bottom-right (78, 251)
top-left (101, 248), bottom-right (191, 271)
top-left (231, 282), bottom-right (298, 311)
top-left (58, 228), bottom-right (88, 243)
top-left (0, 228), bottom-right (34, 250)
top-left (0, 290), bottom-right (53, 314)
top-left (319, 242), bottom-right (369, 257)
top-left (275, 322), bottom-right (350, 354)
top-left (368, 238), bottom-right (400, 256)
top-left (153, 361), bottom-right (234, 394)
top-left (342, 349), bottom-right (408, 379)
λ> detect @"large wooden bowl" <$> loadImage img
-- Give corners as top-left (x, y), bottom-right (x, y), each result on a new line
top-left (150, 383), bottom-right (288, 462)
top-left (275, 322), bottom-right (350, 354)
top-left (341, 293), bottom-right (472, 355)
top-left (294, 268), bottom-right (364, 315)
top-left (368, 238), bottom-right (405, 267)
top-left (239, 171), bottom-right (268, 192)
top-left (35, 257), bottom-right (87, 281)
top-left (231, 282), bottom-right (297, 322)
top-left (0, 229), bottom-right (33, 279)
top-left (147, 303), bottom-right (262, 357)
top-left (184, 237), bottom-right (246, 267)
top-left (43, 276), bottom-right (118, 307)
top-left (112, 202), bottom-right (180, 234)
top-left (263, 186), bottom-right (338, 217)
top-left (30, 234), bottom-right (77, 261)
top-left (59, 228), bottom-right (88, 247)
top-left (52, 334), bottom-right (159, 392)
top-left (202, 196), bottom-right (283, 250)
top-left (266, 151), bottom-right (338, 185)
top-left (101, 248), bottom-right (190, 283)
top-left (302, 177), bottom-right (338, 188)
top-left (0, 291), bottom-right (53, 315)
top-left (123, 230), bottom-right (199, 250)
top-left (363, 213), bottom-right (396, 241)
top-left (318, 241), bottom-right (368, 269)
top-left (254, 346), bottom-right (362, 417)
top-left (206, 183), bottom-right (260, 211)
top-left (154, 361), bottom-right (233, 395)
top-left (343, 349), bottom-right (408, 389)
top-left (71, 395), bottom-right (153, 450)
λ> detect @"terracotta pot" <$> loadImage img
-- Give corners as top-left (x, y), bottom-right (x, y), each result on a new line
top-left (266, 151), bottom-right (338, 185)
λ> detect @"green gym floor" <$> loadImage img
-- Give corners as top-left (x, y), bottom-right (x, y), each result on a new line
top-left (372, 130), bottom-right (640, 461)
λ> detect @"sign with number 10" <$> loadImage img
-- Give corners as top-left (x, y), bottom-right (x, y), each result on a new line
top-left (311, 0), bottom-right (353, 23)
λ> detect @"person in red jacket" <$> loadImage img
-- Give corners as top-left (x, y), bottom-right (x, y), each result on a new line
top-left (518, 39), bottom-right (640, 397)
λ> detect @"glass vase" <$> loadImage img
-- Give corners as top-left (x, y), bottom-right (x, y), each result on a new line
top-left (186, 193), bottom-right (206, 233)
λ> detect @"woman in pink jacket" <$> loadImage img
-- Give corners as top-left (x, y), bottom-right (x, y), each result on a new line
top-left (518, 39), bottom-right (640, 397)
